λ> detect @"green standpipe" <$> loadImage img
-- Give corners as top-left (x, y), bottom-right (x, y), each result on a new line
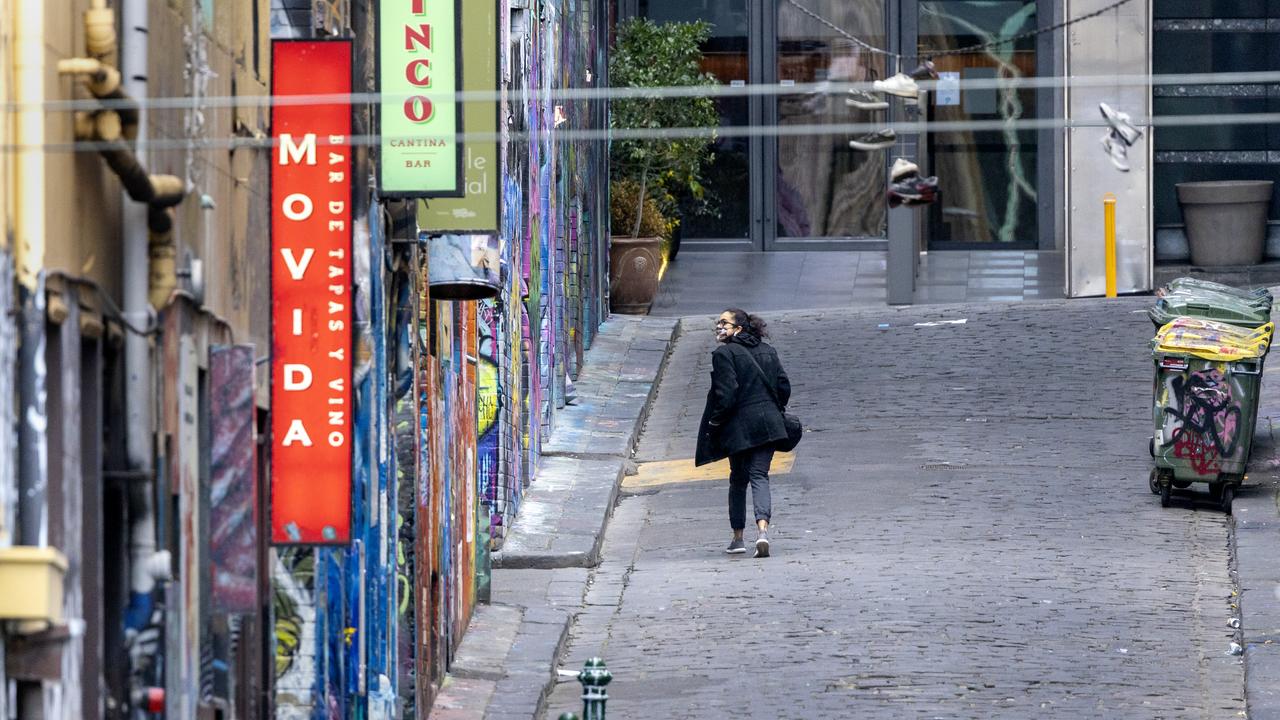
top-left (558, 657), bottom-right (612, 720)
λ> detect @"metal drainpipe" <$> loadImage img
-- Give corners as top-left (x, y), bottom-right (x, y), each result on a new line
top-left (14, 0), bottom-right (48, 551)
top-left (120, 0), bottom-right (160, 606)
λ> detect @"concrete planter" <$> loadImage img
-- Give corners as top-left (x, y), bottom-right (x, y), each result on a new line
top-left (609, 236), bottom-right (663, 314)
top-left (1176, 180), bottom-right (1274, 267)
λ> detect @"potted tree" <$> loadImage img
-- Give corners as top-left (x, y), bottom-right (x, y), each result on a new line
top-left (608, 18), bottom-right (719, 314)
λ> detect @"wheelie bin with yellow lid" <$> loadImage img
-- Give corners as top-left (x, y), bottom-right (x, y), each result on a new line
top-left (1150, 317), bottom-right (1272, 512)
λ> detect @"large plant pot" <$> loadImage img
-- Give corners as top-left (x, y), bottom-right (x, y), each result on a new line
top-left (1177, 181), bottom-right (1274, 267)
top-left (609, 236), bottom-right (663, 314)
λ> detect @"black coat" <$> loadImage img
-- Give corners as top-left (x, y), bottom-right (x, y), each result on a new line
top-left (695, 332), bottom-right (791, 466)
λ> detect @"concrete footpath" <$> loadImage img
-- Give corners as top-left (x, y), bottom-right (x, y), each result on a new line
top-left (429, 314), bottom-right (682, 720)
top-left (1236, 287), bottom-right (1280, 718)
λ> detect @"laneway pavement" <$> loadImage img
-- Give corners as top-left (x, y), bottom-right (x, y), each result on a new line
top-left (545, 299), bottom-right (1246, 718)
top-left (650, 250), bottom-right (1067, 315)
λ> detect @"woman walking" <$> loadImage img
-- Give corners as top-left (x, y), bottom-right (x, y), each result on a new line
top-left (695, 309), bottom-right (791, 558)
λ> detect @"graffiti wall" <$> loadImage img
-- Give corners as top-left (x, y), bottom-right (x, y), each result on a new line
top-left (271, 0), bottom-right (611, 714)
top-left (272, 548), bottom-right (318, 719)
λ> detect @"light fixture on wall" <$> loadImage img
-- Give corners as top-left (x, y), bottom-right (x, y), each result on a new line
top-left (176, 251), bottom-right (205, 305)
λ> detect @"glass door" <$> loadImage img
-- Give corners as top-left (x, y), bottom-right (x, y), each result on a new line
top-left (769, 0), bottom-right (889, 249)
top-left (916, 0), bottom-right (1039, 248)
top-left (638, 0), bottom-right (756, 250)
top-left (632, 0), bottom-right (893, 251)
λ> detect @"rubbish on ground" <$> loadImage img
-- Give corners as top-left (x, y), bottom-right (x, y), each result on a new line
top-left (914, 319), bottom-right (967, 327)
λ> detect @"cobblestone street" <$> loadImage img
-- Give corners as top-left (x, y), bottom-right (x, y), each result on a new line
top-left (544, 299), bottom-right (1245, 719)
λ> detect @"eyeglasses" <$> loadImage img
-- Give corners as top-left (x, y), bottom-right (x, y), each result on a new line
top-left (715, 320), bottom-right (738, 328)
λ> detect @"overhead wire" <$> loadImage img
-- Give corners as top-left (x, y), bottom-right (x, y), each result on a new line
top-left (4, 70), bottom-right (1279, 115)
top-left (5, 108), bottom-right (1280, 155)
top-left (782, 0), bottom-right (1137, 61)
top-left (0, 0), bottom-right (1274, 156)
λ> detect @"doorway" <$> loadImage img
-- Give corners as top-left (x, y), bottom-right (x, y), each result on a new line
top-left (632, 0), bottom-right (891, 251)
top-left (913, 0), bottom-right (1042, 249)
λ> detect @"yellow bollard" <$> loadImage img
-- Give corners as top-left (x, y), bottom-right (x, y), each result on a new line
top-left (1103, 193), bottom-right (1117, 298)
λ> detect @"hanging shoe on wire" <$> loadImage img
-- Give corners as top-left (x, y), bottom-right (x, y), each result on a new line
top-left (887, 175), bottom-right (939, 207)
top-left (850, 128), bottom-right (897, 151)
top-left (890, 157), bottom-right (919, 182)
top-left (845, 88), bottom-right (889, 111)
top-left (1101, 130), bottom-right (1130, 172)
top-left (908, 59), bottom-right (939, 81)
top-left (873, 73), bottom-right (919, 99)
top-left (1099, 102), bottom-right (1142, 146)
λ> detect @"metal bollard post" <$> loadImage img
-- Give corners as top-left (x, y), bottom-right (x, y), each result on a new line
top-left (1103, 193), bottom-right (1117, 298)
top-left (579, 657), bottom-right (612, 720)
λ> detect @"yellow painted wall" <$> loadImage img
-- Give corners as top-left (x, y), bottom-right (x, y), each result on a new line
top-left (41, 0), bottom-right (123, 299)
top-left (1, 0), bottom-right (11, 255)
top-left (27, 0), bottom-right (272, 347)
top-left (149, 0), bottom-right (272, 352)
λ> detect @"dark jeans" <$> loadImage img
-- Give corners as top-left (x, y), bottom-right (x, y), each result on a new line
top-left (728, 445), bottom-right (775, 530)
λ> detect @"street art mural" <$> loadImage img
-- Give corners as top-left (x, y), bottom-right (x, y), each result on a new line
top-left (272, 549), bottom-right (317, 718)
top-left (477, 299), bottom-right (500, 591)
top-left (209, 345), bottom-right (258, 614)
top-left (392, 262), bottom-right (420, 716)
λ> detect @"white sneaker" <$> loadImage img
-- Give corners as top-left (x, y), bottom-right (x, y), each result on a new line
top-left (890, 157), bottom-right (919, 181)
top-left (1099, 102), bottom-right (1142, 146)
top-left (845, 88), bottom-right (889, 111)
top-left (873, 73), bottom-right (919, 99)
top-left (1101, 131), bottom-right (1130, 172)
top-left (754, 533), bottom-right (770, 558)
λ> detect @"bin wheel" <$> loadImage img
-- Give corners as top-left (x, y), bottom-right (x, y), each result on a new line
top-left (1160, 482), bottom-right (1172, 508)
top-left (1149, 436), bottom-right (1156, 458)
top-left (1221, 485), bottom-right (1235, 514)
top-left (1148, 468), bottom-right (1161, 494)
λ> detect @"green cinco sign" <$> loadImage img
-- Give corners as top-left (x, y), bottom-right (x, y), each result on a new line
top-left (379, 0), bottom-right (463, 197)
top-left (418, 0), bottom-right (499, 232)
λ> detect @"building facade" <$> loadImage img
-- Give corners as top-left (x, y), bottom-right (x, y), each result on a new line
top-left (622, 0), bottom-right (1280, 296)
top-left (1, 0), bottom-right (609, 718)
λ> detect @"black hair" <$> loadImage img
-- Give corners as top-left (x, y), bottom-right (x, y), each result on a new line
top-left (724, 307), bottom-right (768, 339)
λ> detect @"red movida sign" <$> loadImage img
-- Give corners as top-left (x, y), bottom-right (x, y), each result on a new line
top-left (270, 40), bottom-right (353, 545)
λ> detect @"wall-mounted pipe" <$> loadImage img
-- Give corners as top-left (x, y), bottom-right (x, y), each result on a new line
top-left (147, 206), bottom-right (177, 309)
top-left (58, 2), bottom-right (185, 319)
top-left (14, 0), bottom-right (49, 555)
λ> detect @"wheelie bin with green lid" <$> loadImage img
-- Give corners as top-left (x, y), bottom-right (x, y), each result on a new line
top-left (1149, 280), bottom-right (1273, 330)
top-left (1150, 317), bottom-right (1272, 512)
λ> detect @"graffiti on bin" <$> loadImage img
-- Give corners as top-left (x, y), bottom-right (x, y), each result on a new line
top-left (1160, 367), bottom-right (1243, 475)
